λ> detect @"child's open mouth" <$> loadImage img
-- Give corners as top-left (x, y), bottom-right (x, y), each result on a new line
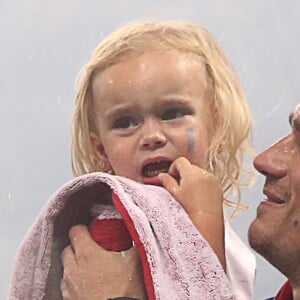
top-left (142, 160), bottom-right (172, 177)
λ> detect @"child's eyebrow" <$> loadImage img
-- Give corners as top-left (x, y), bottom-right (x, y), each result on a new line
top-left (155, 96), bottom-right (193, 107)
top-left (104, 103), bottom-right (137, 119)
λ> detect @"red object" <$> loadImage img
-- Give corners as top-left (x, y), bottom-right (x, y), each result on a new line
top-left (111, 192), bottom-right (155, 300)
top-left (89, 218), bottom-right (133, 252)
top-left (276, 281), bottom-right (293, 300)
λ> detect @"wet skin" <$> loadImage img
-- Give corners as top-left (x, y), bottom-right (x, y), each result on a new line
top-left (248, 103), bottom-right (300, 284)
top-left (90, 51), bottom-right (213, 185)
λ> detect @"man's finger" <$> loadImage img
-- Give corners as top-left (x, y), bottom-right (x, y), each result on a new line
top-left (68, 224), bottom-right (104, 256)
top-left (60, 245), bottom-right (75, 267)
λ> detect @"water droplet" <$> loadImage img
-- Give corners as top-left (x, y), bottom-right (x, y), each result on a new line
top-left (139, 63), bottom-right (146, 71)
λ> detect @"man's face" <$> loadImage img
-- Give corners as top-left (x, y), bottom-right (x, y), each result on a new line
top-left (248, 104), bottom-right (300, 276)
top-left (90, 51), bottom-right (212, 185)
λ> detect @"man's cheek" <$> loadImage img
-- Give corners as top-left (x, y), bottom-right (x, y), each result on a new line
top-left (290, 166), bottom-right (300, 202)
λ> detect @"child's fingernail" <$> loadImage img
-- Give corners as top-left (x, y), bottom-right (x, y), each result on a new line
top-left (158, 173), bottom-right (166, 183)
top-left (158, 173), bottom-right (164, 180)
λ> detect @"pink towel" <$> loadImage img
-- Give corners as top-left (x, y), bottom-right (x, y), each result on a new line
top-left (8, 172), bottom-right (234, 299)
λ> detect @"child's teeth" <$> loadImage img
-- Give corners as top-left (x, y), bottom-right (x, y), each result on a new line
top-left (143, 161), bottom-right (171, 177)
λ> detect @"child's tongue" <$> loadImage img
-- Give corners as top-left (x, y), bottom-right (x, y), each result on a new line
top-left (143, 161), bottom-right (171, 178)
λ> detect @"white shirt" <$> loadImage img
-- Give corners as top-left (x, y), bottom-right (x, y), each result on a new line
top-left (225, 220), bottom-right (256, 300)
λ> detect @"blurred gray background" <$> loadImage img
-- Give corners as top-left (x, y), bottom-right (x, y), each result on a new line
top-left (1, 0), bottom-right (298, 298)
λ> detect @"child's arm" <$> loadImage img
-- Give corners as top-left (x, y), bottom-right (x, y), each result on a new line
top-left (60, 225), bottom-right (147, 300)
top-left (158, 157), bottom-right (226, 271)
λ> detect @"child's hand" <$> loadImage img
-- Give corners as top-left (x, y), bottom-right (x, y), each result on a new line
top-left (158, 157), bottom-right (226, 270)
top-left (60, 225), bottom-right (147, 300)
top-left (158, 157), bottom-right (223, 217)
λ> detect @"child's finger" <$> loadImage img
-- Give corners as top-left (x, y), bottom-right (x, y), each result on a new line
top-left (158, 173), bottom-right (179, 195)
top-left (168, 157), bottom-right (192, 179)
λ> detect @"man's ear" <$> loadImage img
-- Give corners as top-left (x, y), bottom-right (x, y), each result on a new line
top-left (90, 132), bottom-right (112, 172)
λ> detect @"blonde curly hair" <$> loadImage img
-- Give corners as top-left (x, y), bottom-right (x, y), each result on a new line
top-left (71, 21), bottom-right (255, 212)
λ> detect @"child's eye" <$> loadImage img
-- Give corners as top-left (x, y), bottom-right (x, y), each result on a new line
top-left (113, 116), bottom-right (138, 129)
top-left (161, 107), bottom-right (188, 121)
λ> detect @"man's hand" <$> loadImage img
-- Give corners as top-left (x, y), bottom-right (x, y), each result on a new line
top-left (60, 225), bottom-right (147, 300)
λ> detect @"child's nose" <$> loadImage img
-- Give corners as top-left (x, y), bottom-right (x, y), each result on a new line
top-left (139, 121), bottom-right (167, 150)
top-left (253, 136), bottom-right (289, 179)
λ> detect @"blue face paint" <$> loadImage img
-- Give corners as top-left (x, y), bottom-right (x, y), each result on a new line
top-left (186, 128), bottom-right (195, 153)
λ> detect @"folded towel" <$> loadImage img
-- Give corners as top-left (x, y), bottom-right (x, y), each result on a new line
top-left (8, 172), bottom-right (234, 300)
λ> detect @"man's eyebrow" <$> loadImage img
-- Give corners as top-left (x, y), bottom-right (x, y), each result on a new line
top-left (290, 110), bottom-right (300, 132)
top-left (289, 112), bottom-right (293, 127)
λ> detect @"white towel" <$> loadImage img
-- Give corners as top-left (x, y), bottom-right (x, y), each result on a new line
top-left (8, 172), bottom-right (234, 300)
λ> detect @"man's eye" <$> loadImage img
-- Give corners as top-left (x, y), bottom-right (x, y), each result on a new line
top-left (161, 108), bottom-right (187, 121)
top-left (113, 117), bottom-right (138, 129)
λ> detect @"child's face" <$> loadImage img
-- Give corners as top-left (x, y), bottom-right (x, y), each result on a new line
top-left (91, 51), bottom-right (212, 185)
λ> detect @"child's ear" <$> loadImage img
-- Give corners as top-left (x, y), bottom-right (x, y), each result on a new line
top-left (90, 132), bottom-right (112, 172)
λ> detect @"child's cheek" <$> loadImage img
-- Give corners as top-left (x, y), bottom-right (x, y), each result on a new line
top-left (185, 127), bottom-right (209, 168)
top-left (108, 143), bottom-right (135, 176)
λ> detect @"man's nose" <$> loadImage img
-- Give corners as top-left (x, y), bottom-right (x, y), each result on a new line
top-left (139, 120), bottom-right (167, 150)
top-left (253, 136), bottom-right (289, 179)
